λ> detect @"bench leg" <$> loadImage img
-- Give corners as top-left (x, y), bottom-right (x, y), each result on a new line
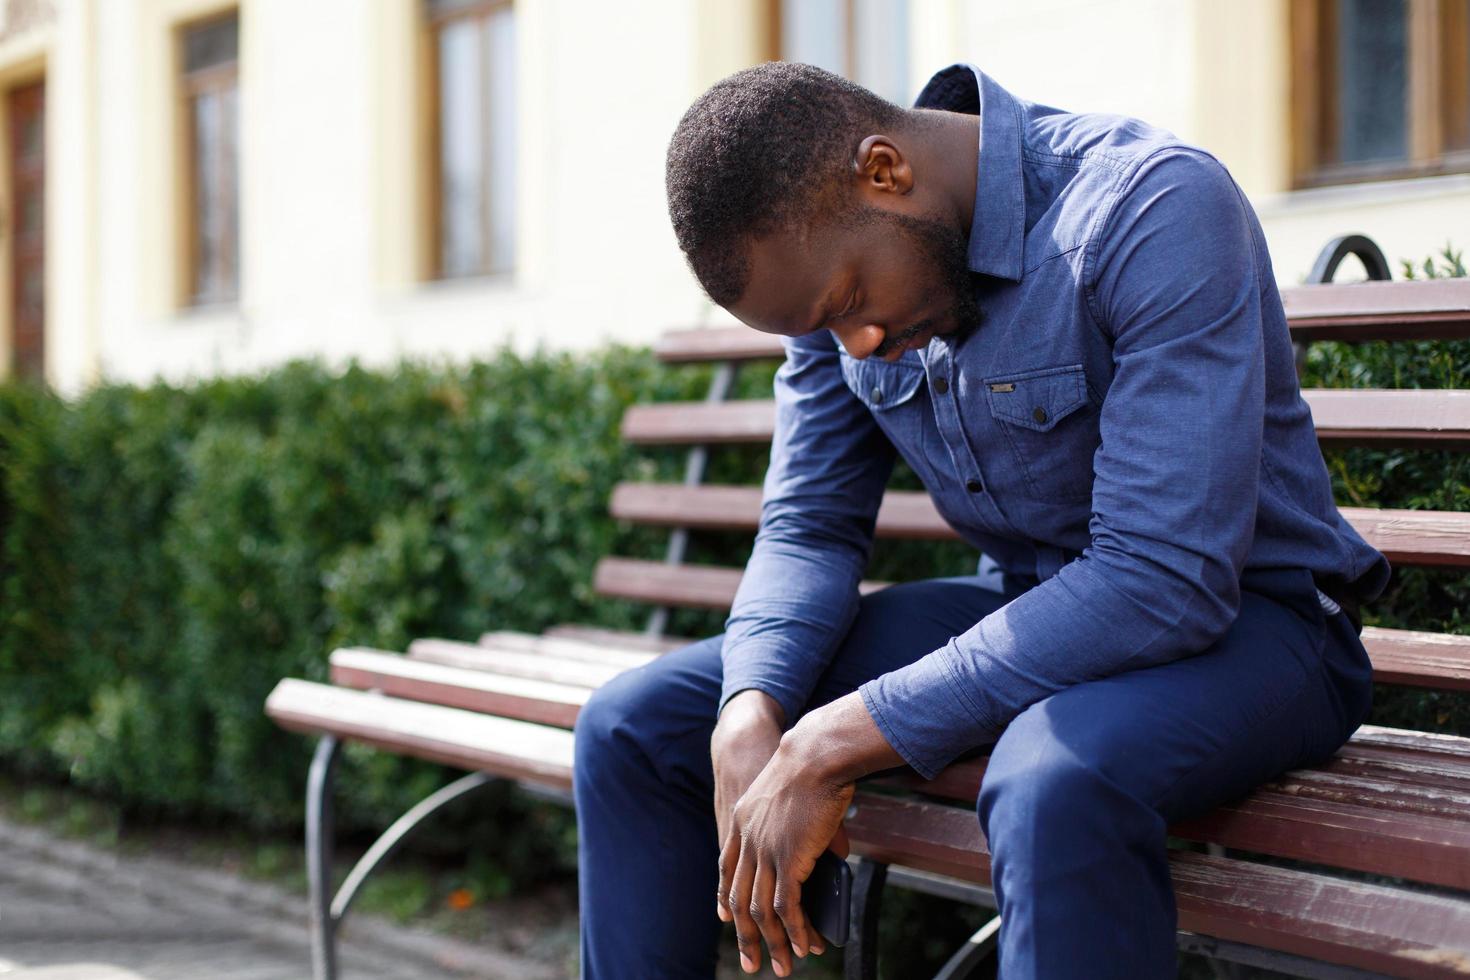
top-left (330, 770), bottom-right (495, 922)
top-left (932, 916), bottom-right (1001, 980)
top-left (307, 735), bottom-right (342, 980)
top-left (844, 858), bottom-right (888, 980)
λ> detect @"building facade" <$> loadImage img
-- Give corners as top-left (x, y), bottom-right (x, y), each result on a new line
top-left (3, 0), bottom-right (1467, 393)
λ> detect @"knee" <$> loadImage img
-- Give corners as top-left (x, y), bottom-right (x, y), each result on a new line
top-left (977, 709), bottom-right (1122, 850)
top-left (574, 666), bottom-right (657, 778)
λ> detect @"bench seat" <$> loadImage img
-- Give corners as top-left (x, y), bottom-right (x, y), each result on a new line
top-left (266, 657), bottom-right (1470, 978)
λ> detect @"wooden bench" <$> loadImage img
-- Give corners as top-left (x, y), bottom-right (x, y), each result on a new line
top-left (267, 236), bottom-right (1470, 979)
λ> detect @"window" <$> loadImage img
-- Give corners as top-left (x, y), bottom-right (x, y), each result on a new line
top-left (180, 11), bottom-right (240, 306)
top-left (7, 80), bottom-right (44, 383)
top-left (429, 0), bottom-right (517, 279)
top-left (770, 0), bottom-right (910, 106)
top-left (1292, 0), bottom-right (1470, 187)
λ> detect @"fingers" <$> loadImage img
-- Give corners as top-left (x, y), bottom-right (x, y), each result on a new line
top-left (771, 870), bottom-right (815, 963)
top-left (750, 860), bottom-right (794, 977)
top-left (830, 823), bottom-right (850, 859)
top-left (716, 832), bottom-right (736, 923)
top-left (725, 839), bottom-right (762, 973)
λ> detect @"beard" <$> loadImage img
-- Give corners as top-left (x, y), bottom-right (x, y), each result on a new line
top-left (852, 206), bottom-right (981, 353)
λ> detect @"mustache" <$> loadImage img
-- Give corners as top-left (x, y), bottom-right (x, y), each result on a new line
top-left (873, 319), bottom-right (934, 358)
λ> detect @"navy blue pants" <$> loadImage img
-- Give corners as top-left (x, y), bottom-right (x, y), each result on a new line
top-left (573, 569), bottom-right (1372, 978)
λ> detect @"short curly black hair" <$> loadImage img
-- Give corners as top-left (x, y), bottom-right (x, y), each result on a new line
top-left (666, 62), bottom-right (906, 307)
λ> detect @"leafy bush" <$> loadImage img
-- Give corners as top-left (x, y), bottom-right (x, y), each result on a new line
top-left (0, 353), bottom-right (718, 837)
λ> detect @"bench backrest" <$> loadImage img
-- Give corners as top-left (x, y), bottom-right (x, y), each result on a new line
top-left (599, 272), bottom-right (1470, 695)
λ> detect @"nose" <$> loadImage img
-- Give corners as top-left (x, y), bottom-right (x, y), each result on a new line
top-left (830, 322), bottom-right (886, 360)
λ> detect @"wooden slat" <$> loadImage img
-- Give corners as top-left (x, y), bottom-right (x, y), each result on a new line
top-left (1169, 791), bottom-right (1470, 891)
top-left (592, 557), bottom-right (744, 609)
top-left (656, 326), bottom-right (784, 364)
top-left (540, 624), bottom-right (692, 653)
top-left (651, 284), bottom-right (1470, 363)
top-left (844, 792), bottom-right (1470, 979)
top-left (1309, 389), bottom-right (1470, 447)
top-left (592, 556), bottom-right (889, 610)
top-left (609, 483), bottom-right (957, 539)
top-left (405, 638), bottom-right (639, 687)
top-left (1171, 853), bottom-right (1470, 980)
top-left (1352, 724), bottom-right (1470, 761)
top-left (608, 483), bottom-right (1470, 571)
top-left (621, 391), bottom-right (1470, 448)
top-left (264, 679), bottom-right (574, 789)
top-left (622, 400), bottom-right (774, 445)
top-left (329, 648), bottom-right (589, 728)
top-left (1364, 626), bottom-right (1470, 690)
top-left (473, 630), bottom-right (660, 668)
top-left (1282, 279), bottom-right (1470, 342)
top-left (1341, 507), bottom-right (1470, 567)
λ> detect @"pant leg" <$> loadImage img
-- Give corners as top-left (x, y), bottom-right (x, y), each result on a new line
top-left (574, 637), bottom-right (727, 980)
top-left (574, 576), bottom-right (1009, 980)
top-left (977, 571), bottom-right (1373, 980)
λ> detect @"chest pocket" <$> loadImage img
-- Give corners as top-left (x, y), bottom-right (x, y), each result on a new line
top-left (984, 363), bottom-right (1100, 502)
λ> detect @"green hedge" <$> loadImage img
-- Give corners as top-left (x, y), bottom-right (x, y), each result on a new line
top-left (0, 354), bottom-right (712, 833)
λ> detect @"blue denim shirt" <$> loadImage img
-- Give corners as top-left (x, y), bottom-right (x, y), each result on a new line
top-left (719, 65), bottom-right (1391, 780)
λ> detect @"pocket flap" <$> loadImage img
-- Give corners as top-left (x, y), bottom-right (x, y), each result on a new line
top-left (984, 364), bottom-right (1090, 432)
top-left (840, 352), bottom-right (926, 412)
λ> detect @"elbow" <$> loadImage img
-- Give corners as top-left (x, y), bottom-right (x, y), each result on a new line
top-left (1178, 552), bottom-right (1245, 652)
top-left (758, 504), bottom-right (876, 556)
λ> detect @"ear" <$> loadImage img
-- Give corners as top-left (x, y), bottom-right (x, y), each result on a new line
top-left (852, 135), bottom-right (913, 197)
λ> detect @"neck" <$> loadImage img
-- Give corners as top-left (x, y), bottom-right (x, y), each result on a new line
top-left (910, 109), bottom-right (980, 240)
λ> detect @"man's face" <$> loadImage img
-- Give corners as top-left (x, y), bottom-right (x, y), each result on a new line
top-left (730, 205), bottom-right (978, 361)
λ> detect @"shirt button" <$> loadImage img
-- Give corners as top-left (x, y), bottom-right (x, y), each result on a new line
top-left (966, 479), bottom-right (983, 493)
top-left (933, 377), bottom-right (949, 395)
top-left (870, 387), bottom-right (883, 404)
top-left (1032, 407), bottom-right (1048, 423)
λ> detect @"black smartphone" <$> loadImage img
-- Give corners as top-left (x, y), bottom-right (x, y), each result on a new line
top-left (802, 849), bottom-right (852, 947)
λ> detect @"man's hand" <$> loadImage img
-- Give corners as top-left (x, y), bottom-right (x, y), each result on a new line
top-left (711, 690), bottom-right (786, 900)
top-left (717, 691), bottom-right (904, 976)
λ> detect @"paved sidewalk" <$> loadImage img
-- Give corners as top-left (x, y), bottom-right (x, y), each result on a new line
top-left (0, 817), bottom-right (564, 980)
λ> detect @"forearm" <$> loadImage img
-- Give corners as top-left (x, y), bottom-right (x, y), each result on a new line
top-left (720, 518), bottom-right (871, 722)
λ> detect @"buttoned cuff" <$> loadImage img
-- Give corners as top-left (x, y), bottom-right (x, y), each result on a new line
top-left (718, 666), bottom-right (809, 731)
top-left (857, 640), bottom-right (997, 779)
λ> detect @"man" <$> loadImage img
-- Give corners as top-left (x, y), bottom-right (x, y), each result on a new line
top-left (574, 62), bottom-right (1388, 979)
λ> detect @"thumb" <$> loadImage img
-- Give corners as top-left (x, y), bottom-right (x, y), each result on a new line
top-left (829, 823), bottom-right (850, 859)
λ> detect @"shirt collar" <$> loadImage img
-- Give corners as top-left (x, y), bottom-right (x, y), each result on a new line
top-left (914, 64), bottom-right (1026, 282)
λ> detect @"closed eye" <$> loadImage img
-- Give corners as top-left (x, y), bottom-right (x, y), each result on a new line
top-left (827, 291), bottom-right (860, 325)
